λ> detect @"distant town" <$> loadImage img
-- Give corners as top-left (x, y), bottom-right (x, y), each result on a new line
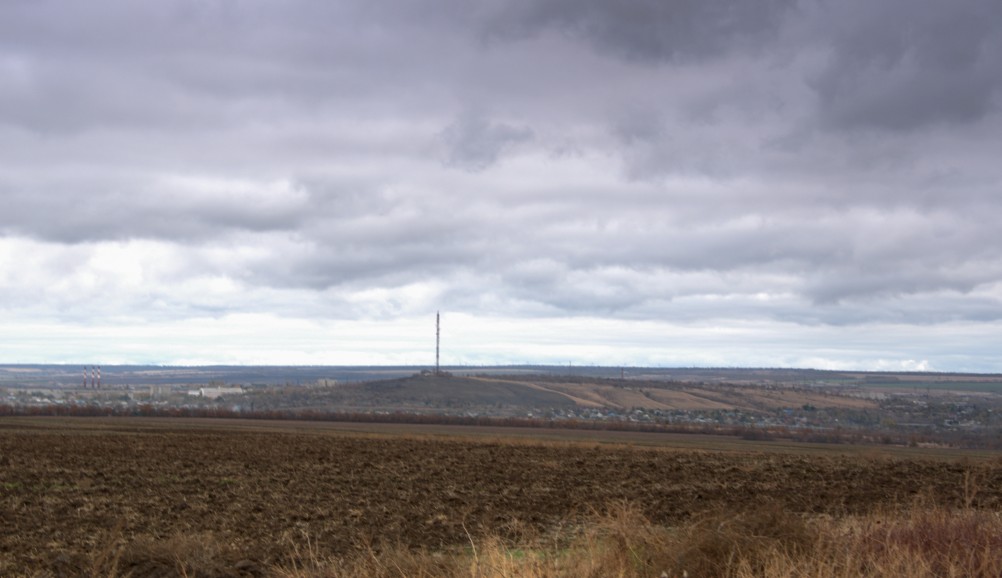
top-left (4, 364), bottom-right (1002, 449)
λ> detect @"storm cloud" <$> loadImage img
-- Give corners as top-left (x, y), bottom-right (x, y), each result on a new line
top-left (2, 0), bottom-right (1002, 370)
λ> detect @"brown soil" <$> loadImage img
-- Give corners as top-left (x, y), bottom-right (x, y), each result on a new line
top-left (1, 418), bottom-right (1000, 576)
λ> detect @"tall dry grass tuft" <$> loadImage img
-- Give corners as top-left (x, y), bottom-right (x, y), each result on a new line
top-left (83, 521), bottom-right (127, 578)
top-left (76, 530), bottom-right (258, 578)
top-left (569, 501), bottom-right (676, 577)
top-left (271, 530), bottom-right (561, 578)
top-left (851, 508), bottom-right (1002, 578)
top-left (728, 507), bottom-right (1002, 578)
top-left (118, 533), bottom-right (251, 577)
top-left (669, 504), bottom-right (816, 577)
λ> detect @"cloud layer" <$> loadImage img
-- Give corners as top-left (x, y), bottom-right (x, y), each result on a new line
top-left (2, 0), bottom-right (1002, 370)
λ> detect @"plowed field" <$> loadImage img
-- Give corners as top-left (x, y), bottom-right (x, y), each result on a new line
top-left (2, 418), bottom-right (1001, 576)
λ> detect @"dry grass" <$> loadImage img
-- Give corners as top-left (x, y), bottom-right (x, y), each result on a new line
top-left (47, 502), bottom-right (1002, 578)
top-left (45, 526), bottom-right (254, 578)
top-left (262, 504), bottom-right (1002, 578)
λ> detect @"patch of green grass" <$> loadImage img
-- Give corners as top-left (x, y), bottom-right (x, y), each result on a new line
top-left (864, 381), bottom-right (1002, 393)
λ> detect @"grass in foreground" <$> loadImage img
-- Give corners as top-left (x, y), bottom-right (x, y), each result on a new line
top-left (65, 502), bottom-right (1002, 578)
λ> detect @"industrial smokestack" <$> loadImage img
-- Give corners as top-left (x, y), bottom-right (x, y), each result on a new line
top-left (435, 311), bottom-right (440, 376)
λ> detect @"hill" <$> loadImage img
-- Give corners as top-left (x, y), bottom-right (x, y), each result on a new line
top-left (245, 372), bottom-right (878, 417)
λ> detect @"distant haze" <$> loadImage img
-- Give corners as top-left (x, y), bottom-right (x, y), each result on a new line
top-left (2, 1), bottom-right (1002, 371)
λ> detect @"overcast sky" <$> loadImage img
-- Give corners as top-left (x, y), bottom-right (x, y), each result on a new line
top-left (2, 0), bottom-right (1002, 371)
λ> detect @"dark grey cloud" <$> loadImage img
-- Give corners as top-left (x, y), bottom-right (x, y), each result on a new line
top-left (810, 0), bottom-right (1002, 131)
top-left (484, 0), bottom-right (796, 63)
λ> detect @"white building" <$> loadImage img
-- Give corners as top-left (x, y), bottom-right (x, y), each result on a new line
top-left (188, 387), bottom-right (244, 399)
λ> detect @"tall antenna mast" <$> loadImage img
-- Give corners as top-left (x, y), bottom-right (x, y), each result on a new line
top-left (435, 311), bottom-right (440, 375)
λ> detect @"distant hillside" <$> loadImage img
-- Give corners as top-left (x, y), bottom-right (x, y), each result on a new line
top-left (243, 372), bottom-right (881, 416)
top-left (463, 375), bottom-right (877, 413)
top-left (6, 365), bottom-right (1002, 417)
top-left (352, 374), bottom-right (579, 409)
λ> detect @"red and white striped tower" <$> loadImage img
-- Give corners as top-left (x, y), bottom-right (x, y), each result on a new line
top-left (83, 366), bottom-right (88, 389)
top-left (97, 366), bottom-right (101, 389)
top-left (90, 366), bottom-right (96, 389)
